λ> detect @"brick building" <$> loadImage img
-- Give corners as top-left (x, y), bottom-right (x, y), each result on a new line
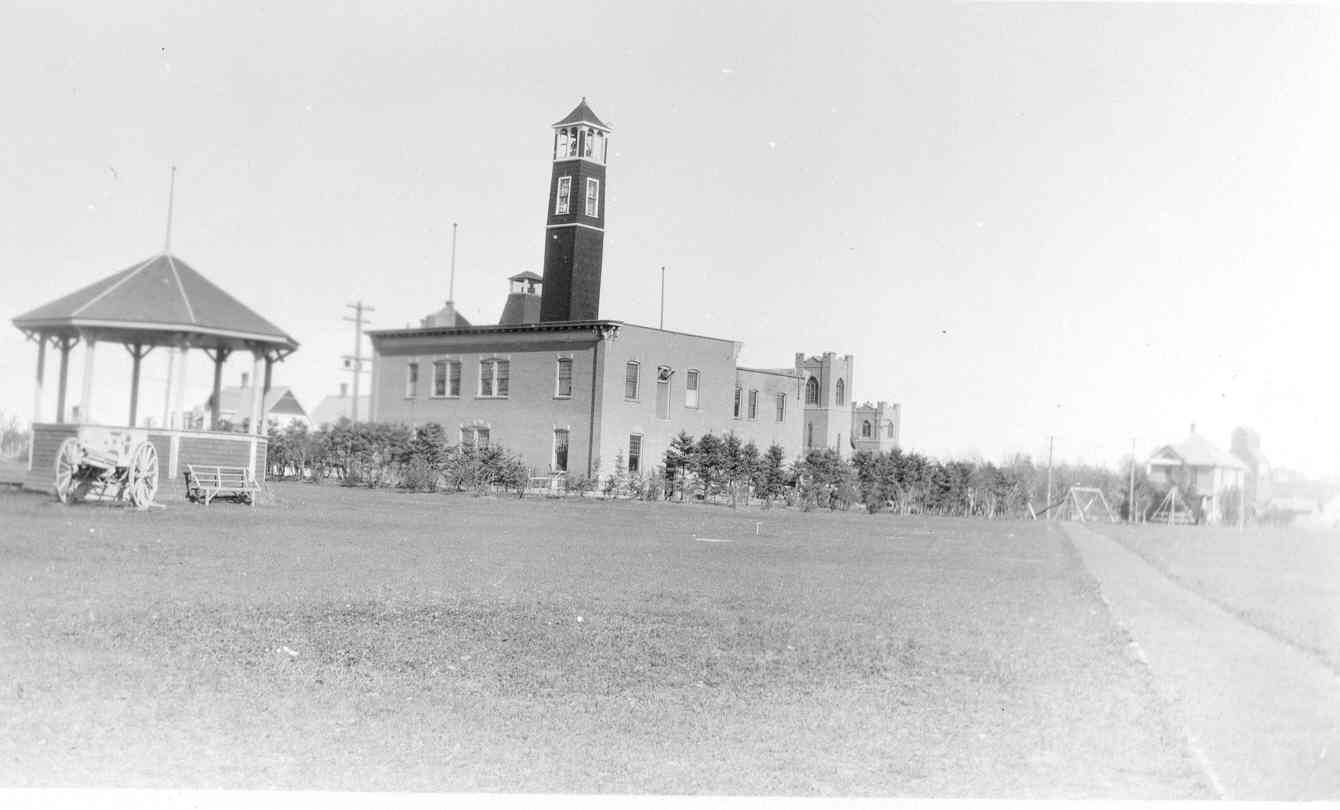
top-left (368, 100), bottom-right (901, 477)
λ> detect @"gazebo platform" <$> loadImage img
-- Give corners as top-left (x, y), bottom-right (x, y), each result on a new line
top-left (22, 423), bottom-right (268, 502)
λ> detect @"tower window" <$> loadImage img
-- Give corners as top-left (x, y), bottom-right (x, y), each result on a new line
top-left (555, 176), bottom-right (571, 215)
top-left (568, 129), bottom-right (579, 157)
top-left (685, 369), bottom-right (699, 408)
top-left (775, 393), bottom-right (786, 422)
top-left (556, 129), bottom-right (569, 160)
top-left (405, 362), bottom-right (419, 399)
top-left (836, 378), bottom-right (845, 406)
top-left (555, 357), bottom-right (573, 398)
top-left (862, 420), bottom-right (872, 438)
top-left (624, 361), bottom-right (640, 400)
top-left (748, 389), bottom-right (758, 420)
top-left (805, 376), bottom-right (819, 405)
top-left (596, 131), bottom-right (606, 162)
top-left (583, 128), bottom-right (594, 157)
top-left (585, 178), bottom-right (599, 217)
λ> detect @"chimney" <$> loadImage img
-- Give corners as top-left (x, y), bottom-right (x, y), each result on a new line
top-left (340, 383), bottom-right (349, 398)
top-left (241, 372), bottom-right (250, 388)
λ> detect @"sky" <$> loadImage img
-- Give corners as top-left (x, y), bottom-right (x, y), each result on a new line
top-left (1, 1), bottom-right (1335, 476)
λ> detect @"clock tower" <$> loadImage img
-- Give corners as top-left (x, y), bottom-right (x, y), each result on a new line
top-left (539, 98), bottom-right (609, 322)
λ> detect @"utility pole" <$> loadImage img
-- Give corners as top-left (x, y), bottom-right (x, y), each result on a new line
top-left (342, 301), bottom-right (374, 422)
top-left (1128, 437), bottom-right (1137, 523)
top-left (659, 266), bottom-right (665, 330)
top-left (1045, 435), bottom-right (1054, 521)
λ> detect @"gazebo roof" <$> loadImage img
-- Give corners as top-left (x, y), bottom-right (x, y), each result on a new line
top-left (12, 252), bottom-right (298, 353)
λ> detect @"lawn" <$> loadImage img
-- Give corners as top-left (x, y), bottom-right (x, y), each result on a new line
top-left (0, 483), bottom-right (1208, 796)
top-left (1095, 522), bottom-right (1340, 672)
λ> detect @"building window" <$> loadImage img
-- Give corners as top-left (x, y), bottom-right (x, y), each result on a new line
top-left (556, 129), bottom-right (569, 160)
top-left (733, 385), bottom-right (742, 419)
top-left (555, 357), bottom-right (573, 398)
top-left (595, 131), bottom-right (606, 162)
top-left (628, 434), bottom-right (642, 474)
top-left (805, 376), bottom-right (819, 405)
top-left (556, 176), bottom-right (571, 215)
top-left (431, 360), bottom-right (459, 398)
top-left (862, 420), bottom-right (872, 438)
top-left (405, 362), bottom-right (419, 398)
top-left (747, 389), bottom-right (758, 420)
top-left (807, 422), bottom-right (814, 448)
top-left (887, 422), bottom-right (895, 439)
top-left (624, 361), bottom-right (640, 400)
top-left (776, 393), bottom-right (786, 422)
top-left (460, 426), bottom-right (491, 449)
top-left (656, 366), bottom-right (671, 420)
top-left (568, 129), bottom-right (578, 157)
top-left (685, 369), bottom-right (700, 408)
top-left (836, 378), bottom-right (845, 406)
top-left (554, 429), bottom-right (570, 472)
top-left (585, 178), bottom-right (599, 217)
top-left (479, 359), bottom-right (510, 398)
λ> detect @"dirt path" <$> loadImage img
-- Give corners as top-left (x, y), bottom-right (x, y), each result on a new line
top-left (1065, 522), bottom-right (1340, 800)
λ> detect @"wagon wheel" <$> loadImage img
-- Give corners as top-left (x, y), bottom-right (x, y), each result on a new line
top-left (126, 442), bottom-right (159, 511)
top-left (54, 437), bottom-right (84, 504)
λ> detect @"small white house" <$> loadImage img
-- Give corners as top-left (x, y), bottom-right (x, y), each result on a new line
top-left (1147, 428), bottom-right (1247, 525)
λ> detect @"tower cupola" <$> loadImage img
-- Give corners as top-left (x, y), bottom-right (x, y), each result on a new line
top-left (552, 97), bottom-right (611, 165)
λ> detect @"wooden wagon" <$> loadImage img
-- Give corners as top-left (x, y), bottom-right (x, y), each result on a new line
top-left (53, 426), bottom-right (159, 510)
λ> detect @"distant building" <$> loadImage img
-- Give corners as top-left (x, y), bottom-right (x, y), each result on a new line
top-left (366, 100), bottom-right (902, 477)
top-left (308, 383), bottom-right (371, 429)
top-left (203, 372), bottom-right (308, 431)
top-left (1146, 426), bottom-right (1247, 525)
top-left (1229, 426), bottom-right (1271, 514)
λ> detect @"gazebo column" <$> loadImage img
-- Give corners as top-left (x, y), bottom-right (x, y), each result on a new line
top-left (78, 332), bottom-right (97, 424)
top-left (125, 342), bottom-right (152, 428)
top-left (54, 335), bottom-right (77, 424)
top-left (31, 333), bottom-right (47, 424)
top-left (174, 344), bottom-right (189, 429)
top-left (249, 348), bottom-right (265, 435)
top-left (205, 346), bottom-right (232, 430)
top-left (263, 353), bottom-right (274, 398)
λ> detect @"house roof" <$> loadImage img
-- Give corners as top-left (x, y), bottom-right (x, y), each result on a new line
top-left (552, 98), bottom-right (609, 130)
top-left (509, 270), bottom-right (543, 282)
top-left (12, 252), bottom-right (298, 352)
top-left (1149, 432), bottom-right (1247, 471)
top-left (213, 386), bottom-right (307, 422)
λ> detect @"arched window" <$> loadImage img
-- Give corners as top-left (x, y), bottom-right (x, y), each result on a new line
top-left (862, 420), bottom-right (872, 438)
top-left (569, 129), bottom-right (579, 157)
top-left (805, 376), bottom-right (819, 405)
top-left (835, 378), bottom-right (845, 406)
top-left (583, 128), bottom-right (594, 156)
top-left (556, 129), bottom-right (569, 159)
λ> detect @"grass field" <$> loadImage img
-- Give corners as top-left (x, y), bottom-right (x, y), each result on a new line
top-left (1097, 522), bottom-right (1340, 672)
top-left (0, 483), bottom-right (1209, 796)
